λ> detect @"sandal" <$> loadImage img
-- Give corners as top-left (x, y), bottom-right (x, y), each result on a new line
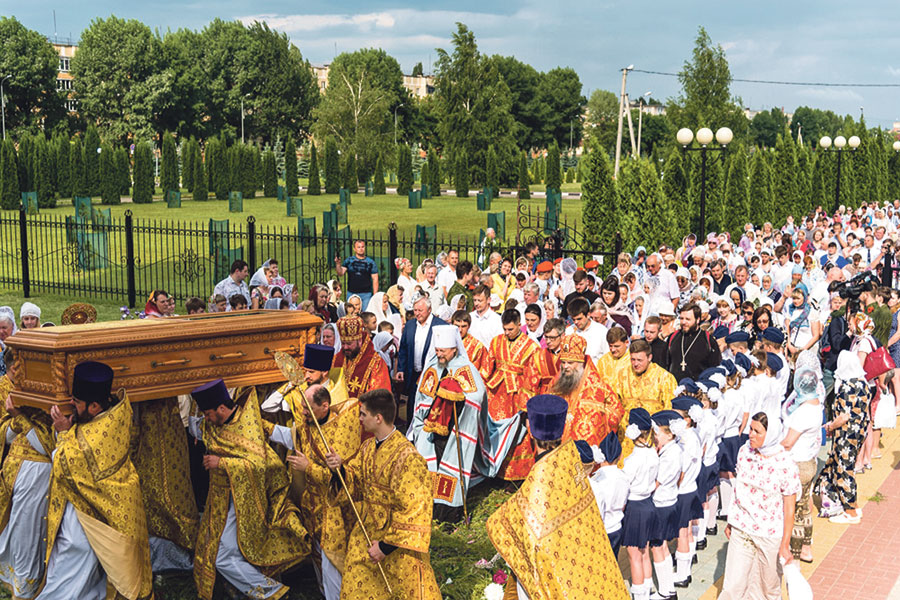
top-left (798, 555), bottom-right (814, 564)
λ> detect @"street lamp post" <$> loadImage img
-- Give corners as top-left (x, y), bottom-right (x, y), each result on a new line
top-left (676, 126), bottom-right (733, 237)
top-left (819, 134), bottom-right (860, 213)
top-left (240, 93), bottom-right (251, 144)
top-left (0, 75), bottom-right (10, 141)
top-left (637, 91), bottom-right (651, 158)
top-left (393, 103), bottom-right (405, 146)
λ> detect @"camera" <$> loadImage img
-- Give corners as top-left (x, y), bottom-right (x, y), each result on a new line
top-left (828, 271), bottom-right (880, 313)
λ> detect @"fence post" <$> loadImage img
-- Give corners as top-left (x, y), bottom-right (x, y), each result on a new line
top-left (247, 216), bottom-right (257, 272)
top-left (18, 209), bottom-right (30, 298)
top-left (614, 231), bottom-right (623, 258)
top-left (388, 222), bottom-right (398, 285)
top-left (125, 210), bottom-right (136, 308)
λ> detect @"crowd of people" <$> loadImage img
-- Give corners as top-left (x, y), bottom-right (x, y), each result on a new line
top-left (0, 200), bottom-right (898, 599)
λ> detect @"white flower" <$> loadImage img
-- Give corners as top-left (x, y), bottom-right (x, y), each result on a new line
top-left (670, 418), bottom-right (687, 437)
top-left (625, 423), bottom-right (641, 440)
top-left (484, 582), bottom-right (505, 600)
top-left (592, 447), bottom-right (606, 463)
top-left (688, 404), bottom-right (704, 423)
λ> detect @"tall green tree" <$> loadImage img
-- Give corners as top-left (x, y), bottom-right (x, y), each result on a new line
top-left (114, 147), bottom-right (130, 196)
top-left (662, 147), bottom-right (690, 239)
top-left (99, 145), bottom-right (120, 205)
top-left (0, 140), bottom-right (18, 210)
top-left (545, 143), bottom-right (561, 191)
top-left (722, 144), bottom-right (750, 236)
top-left (795, 144), bottom-right (813, 215)
top-left (324, 137), bottom-right (340, 194)
top-left (132, 142), bottom-right (153, 204)
top-left (263, 150), bottom-right (277, 197)
top-left (160, 132), bottom-right (179, 193)
top-left (454, 151), bottom-right (469, 198)
top-left (284, 138), bottom-right (299, 197)
top-left (748, 150), bottom-right (774, 225)
top-left (34, 138), bottom-right (54, 208)
top-left (748, 109), bottom-right (789, 148)
top-left (55, 137), bottom-right (71, 199)
top-left (485, 145), bottom-right (499, 197)
top-left (428, 148), bottom-right (441, 196)
top-left (667, 27), bottom-right (749, 140)
top-left (307, 142), bottom-right (321, 195)
top-left (517, 152), bottom-right (531, 199)
top-left (342, 152), bottom-right (358, 192)
top-left (182, 138), bottom-right (196, 193)
top-left (211, 139), bottom-right (228, 200)
top-left (397, 144), bottom-right (413, 195)
top-left (581, 141), bottom-right (618, 248)
top-left (373, 154), bottom-right (386, 195)
top-left (17, 134), bottom-right (34, 193)
top-left (193, 150), bottom-right (208, 201)
top-left (618, 158), bottom-right (675, 250)
top-left (241, 144), bottom-right (256, 199)
top-left (772, 132), bottom-right (798, 224)
top-left (811, 149), bottom-right (828, 211)
top-left (70, 138), bottom-right (88, 198)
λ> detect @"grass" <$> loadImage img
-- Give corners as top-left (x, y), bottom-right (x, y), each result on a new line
top-left (0, 289), bottom-right (125, 324)
top-left (868, 491), bottom-right (886, 503)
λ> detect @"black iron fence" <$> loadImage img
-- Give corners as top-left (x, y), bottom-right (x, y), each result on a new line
top-left (1, 203), bottom-right (621, 307)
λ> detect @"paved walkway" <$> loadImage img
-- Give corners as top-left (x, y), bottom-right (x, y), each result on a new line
top-left (685, 422), bottom-right (900, 599)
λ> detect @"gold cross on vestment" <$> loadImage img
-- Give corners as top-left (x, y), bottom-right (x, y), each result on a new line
top-left (347, 378), bottom-right (363, 394)
top-left (574, 463), bottom-right (589, 489)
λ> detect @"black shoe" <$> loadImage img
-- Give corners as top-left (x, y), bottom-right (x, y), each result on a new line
top-left (706, 525), bottom-right (718, 536)
top-left (716, 514), bottom-right (728, 521)
top-left (649, 592), bottom-right (677, 600)
top-left (696, 539), bottom-right (707, 550)
top-left (674, 576), bottom-right (691, 588)
top-left (692, 554), bottom-right (698, 565)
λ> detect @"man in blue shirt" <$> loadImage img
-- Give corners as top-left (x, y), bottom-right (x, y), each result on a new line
top-left (334, 240), bottom-right (379, 309)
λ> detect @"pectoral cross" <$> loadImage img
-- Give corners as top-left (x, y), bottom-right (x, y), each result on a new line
top-left (680, 359), bottom-right (687, 371)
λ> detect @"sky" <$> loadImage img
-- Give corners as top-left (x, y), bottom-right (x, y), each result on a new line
top-left (14, 1), bottom-right (900, 129)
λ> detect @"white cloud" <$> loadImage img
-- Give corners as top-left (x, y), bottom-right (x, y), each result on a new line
top-left (239, 12), bottom-right (397, 32)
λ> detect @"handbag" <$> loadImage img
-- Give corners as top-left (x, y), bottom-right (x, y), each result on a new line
top-left (874, 390), bottom-right (897, 430)
top-left (863, 346), bottom-right (895, 381)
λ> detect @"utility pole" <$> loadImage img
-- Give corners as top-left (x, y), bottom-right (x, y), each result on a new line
top-left (613, 65), bottom-right (632, 178)
top-left (624, 94), bottom-right (637, 157)
top-left (0, 75), bottom-right (9, 141)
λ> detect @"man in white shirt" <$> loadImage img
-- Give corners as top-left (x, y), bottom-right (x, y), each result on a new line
top-left (420, 264), bottom-right (446, 312)
top-left (517, 282), bottom-right (541, 318)
top-left (468, 284), bottom-right (502, 347)
top-left (212, 259), bottom-right (250, 310)
top-left (565, 297), bottom-right (608, 362)
top-left (645, 254), bottom-right (679, 312)
top-left (724, 265), bottom-right (761, 304)
top-left (437, 249), bottom-right (459, 294)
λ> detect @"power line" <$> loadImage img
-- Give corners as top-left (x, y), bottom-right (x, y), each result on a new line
top-left (631, 68), bottom-right (900, 88)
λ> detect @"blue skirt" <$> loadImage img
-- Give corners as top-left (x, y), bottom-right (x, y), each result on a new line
top-left (607, 527), bottom-right (624, 557)
top-left (650, 501), bottom-right (680, 546)
top-left (677, 491), bottom-right (704, 529)
top-left (696, 462), bottom-right (718, 499)
top-left (718, 435), bottom-right (742, 473)
top-left (622, 497), bottom-right (657, 548)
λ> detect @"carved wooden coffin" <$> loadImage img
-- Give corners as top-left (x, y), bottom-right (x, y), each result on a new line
top-left (5, 310), bottom-right (323, 410)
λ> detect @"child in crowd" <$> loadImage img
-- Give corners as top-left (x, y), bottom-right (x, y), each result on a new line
top-left (649, 410), bottom-right (684, 600)
top-left (621, 408), bottom-right (659, 600)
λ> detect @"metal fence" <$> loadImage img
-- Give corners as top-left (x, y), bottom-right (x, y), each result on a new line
top-left (1, 201), bottom-right (621, 307)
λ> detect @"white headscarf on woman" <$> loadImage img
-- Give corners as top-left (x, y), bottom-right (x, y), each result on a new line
top-left (449, 294), bottom-right (466, 314)
top-left (834, 350), bottom-right (866, 389)
top-left (523, 302), bottom-right (546, 343)
top-left (373, 330), bottom-right (395, 374)
top-left (366, 292), bottom-right (389, 325)
top-left (320, 322), bottom-right (341, 353)
top-left (0, 307), bottom-right (17, 348)
top-left (756, 408), bottom-right (785, 457)
top-left (249, 266), bottom-right (269, 288)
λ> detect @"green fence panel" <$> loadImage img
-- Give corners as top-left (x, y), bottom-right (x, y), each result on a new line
top-left (75, 230), bottom-right (109, 271)
top-left (339, 188), bottom-right (352, 206)
top-left (65, 215), bottom-right (87, 245)
top-left (277, 185), bottom-right (285, 202)
top-left (322, 209), bottom-right (336, 238)
top-left (408, 190), bottom-right (422, 209)
top-left (337, 197), bottom-right (349, 224)
top-left (208, 219), bottom-right (230, 258)
top-left (298, 217), bottom-right (316, 247)
top-left (287, 196), bottom-right (303, 217)
top-left (484, 187), bottom-right (494, 203)
top-left (415, 224), bottom-right (437, 253)
top-left (229, 191), bottom-right (243, 213)
top-left (74, 196), bottom-right (92, 221)
top-left (365, 182), bottom-right (374, 197)
top-left (166, 190), bottom-right (182, 208)
top-left (21, 192), bottom-right (38, 215)
top-left (328, 226), bottom-right (353, 265)
top-left (476, 192), bottom-right (491, 211)
top-left (421, 184), bottom-right (431, 199)
top-left (214, 247), bottom-right (243, 284)
top-left (488, 211), bottom-right (506, 241)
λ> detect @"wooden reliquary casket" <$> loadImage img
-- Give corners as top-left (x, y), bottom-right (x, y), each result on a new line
top-left (5, 310), bottom-right (323, 410)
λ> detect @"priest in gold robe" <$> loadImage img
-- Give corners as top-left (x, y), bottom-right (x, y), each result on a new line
top-left (0, 376), bottom-right (55, 599)
top-left (189, 379), bottom-right (310, 600)
top-left (595, 326), bottom-right (631, 384)
top-left (267, 383), bottom-right (360, 600)
top-left (324, 388), bottom-right (440, 600)
top-left (613, 339), bottom-right (676, 460)
top-left (550, 334), bottom-right (624, 449)
top-left (486, 394), bottom-right (629, 600)
top-left (261, 344), bottom-right (352, 421)
top-left (38, 361), bottom-right (154, 600)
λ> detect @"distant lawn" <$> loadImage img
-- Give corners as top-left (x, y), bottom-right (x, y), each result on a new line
top-left (0, 289), bottom-right (125, 324)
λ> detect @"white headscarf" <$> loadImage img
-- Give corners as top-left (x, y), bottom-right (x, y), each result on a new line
top-left (373, 330), bottom-right (395, 372)
top-left (835, 350), bottom-right (866, 388)
top-left (449, 294), bottom-right (466, 313)
top-left (320, 322), bottom-right (342, 352)
top-left (0, 306), bottom-right (17, 334)
top-left (523, 303), bottom-right (546, 343)
top-left (755, 409), bottom-right (784, 457)
top-left (249, 266), bottom-right (269, 288)
top-left (366, 292), bottom-right (389, 325)
top-left (19, 302), bottom-right (40, 320)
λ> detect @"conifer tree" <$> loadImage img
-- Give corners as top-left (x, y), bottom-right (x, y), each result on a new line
top-left (242, 144), bottom-right (256, 199)
top-left (99, 145), bottom-right (120, 205)
top-left (486, 145), bottom-right (499, 197)
top-left (722, 144), bottom-right (750, 237)
top-left (55, 137), bottom-right (71, 199)
top-left (517, 152), bottom-right (531, 199)
top-left (545, 143), bottom-right (561, 192)
top-left (83, 126), bottom-right (102, 195)
top-left (748, 149), bottom-right (774, 225)
top-left (194, 150), bottom-right (208, 201)
top-left (581, 141), bottom-right (617, 248)
top-left (70, 138), bottom-right (88, 198)
top-left (307, 142), bottom-right (321, 195)
top-left (0, 139), bottom-right (17, 210)
top-left (428, 148), bottom-right (441, 196)
top-left (284, 138), bottom-right (299, 197)
top-left (114, 147), bottom-right (130, 196)
top-left (213, 140), bottom-right (228, 200)
top-left (132, 142), bottom-right (153, 204)
top-left (343, 153), bottom-right (358, 192)
top-left (324, 137), bottom-right (340, 194)
top-left (17, 134), bottom-right (34, 193)
top-left (772, 133), bottom-right (798, 224)
top-left (454, 150), bottom-right (469, 198)
top-left (34, 138), bottom-right (55, 208)
top-left (397, 144), bottom-right (413, 195)
top-left (662, 148), bottom-right (690, 239)
top-left (795, 144), bottom-right (813, 216)
top-left (182, 138), bottom-right (196, 193)
top-left (373, 154), bottom-right (386, 194)
top-left (263, 150), bottom-right (277, 197)
top-left (421, 162), bottom-right (430, 193)
top-left (811, 150), bottom-right (828, 211)
top-left (160, 132), bottom-right (178, 194)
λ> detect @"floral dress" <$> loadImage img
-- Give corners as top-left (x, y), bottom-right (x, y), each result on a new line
top-left (814, 377), bottom-right (871, 511)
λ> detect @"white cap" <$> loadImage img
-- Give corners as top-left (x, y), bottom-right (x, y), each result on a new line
top-left (431, 324), bottom-right (466, 357)
top-left (676, 267), bottom-right (690, 279)
top-left (19, 302), bottom-right (41, 320)
top-left (698, 300), bottom-right (710, 314)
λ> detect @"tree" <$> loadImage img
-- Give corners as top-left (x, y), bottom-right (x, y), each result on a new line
top-left (667, 27), bottom-right (748, 141)
top-left (284, 138), bottom-right (299, 196)
top-left (159, 132), bottom-right (177, 193)
top-left (581, 142), bottom-right (618, 248)
top-left (517, 152), bottom-right (531, 199)
top-left (307, 142), bottom-right (321, 195)
top-left (241, 144), bottom-right (256, 199)
top-left (795, 143), bottom-right (814, 215)
top-left (722, 144), bottom-right (750, 236)
top-left (485, 145), bottom-right (499, 197)
top-left (70, 138), bottom-right (88, 198)
top-left (324, 137), bottom-right (340, 194)
top-left (420, 162), bottom-right (429, 192)
top-left (132, 142), bottom-right (154, 204)
top-left (748, 108), bottom-right (788, 148)
top-left (455, 150), bottom-right (469, 198)
top-left (662, 147), bottom-right (690, 239)
top-left (545, 143), bottom-right (561, 191)
top-left (397, 144), bottom-right (413, 195)
top-left (211, 139), bottom-right (228, 200)
top-left (487, 56), bottom-right (548, 150)
top-left (748, 149), bottom-right (774, 225)
top-left (0, 18), bottom-right (65, 133)
top-left (33, 138), bottom-right (53, 208)
top-left (99, 145), bottom-right (120, 205)
top-left (373, 154), bottom-right (386, 194)
top-left (114, 147), bottom-right (130, 196)
top-left (537, 67), bottom-right (586, 149)
top-left (790, 106), bottom-right (844, 148)
top-left (771, 132), bottom-right (798, 224)
top-left (263, 150), bottom-right (277, 197)
top-left (193, 150), bottom-right (208, 201)
top-left (16, 134), bottom-right (34, 193)
top-left (0, 140), bottom-right (17, 210)
top-left (434, 24), bottom-right (518, 187)
top-left (428, 148), bottom-right (441, 196)
top-left (182, 138), bottom-right (196, 192)
top-left (55, 136), bottom-right (71, 199)
top-left (412, 62), bottom-right (424, 77)
top-left (342, 152), bottom-right (358, 192)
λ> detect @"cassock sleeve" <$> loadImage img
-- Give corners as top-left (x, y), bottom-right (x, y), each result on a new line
top-left (380, 449), bottom-right (432, 553)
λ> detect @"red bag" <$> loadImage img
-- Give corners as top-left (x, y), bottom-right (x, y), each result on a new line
top-left (864, 347), bottom-right (896, 381)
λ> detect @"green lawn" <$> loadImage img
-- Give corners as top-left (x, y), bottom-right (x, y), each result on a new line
top-left (0, 290), bottom-right (125, 324)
